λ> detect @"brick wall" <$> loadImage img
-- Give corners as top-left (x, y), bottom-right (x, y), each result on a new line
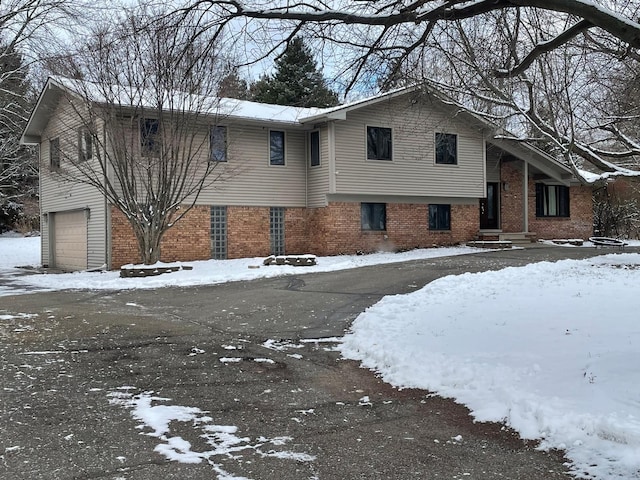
top-left (529, 184), bottom-right (593, 239)
top-left (227, 206), bottom-right (270, 258)
top-left (307, 201), bottom-right (479, 255)
top-left (500, 160), bottom-right (526, 232)
top-left (500, 159), bottom-right (593, 239)
top-left (110, 205), bottom-right (211, 268)
top-left (285, 207), bottom-right (310, 254)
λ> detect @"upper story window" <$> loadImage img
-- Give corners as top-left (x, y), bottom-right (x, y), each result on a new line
top-left (270, 130), bottom-right (285, 166)
top-left (367, 126), bottom-right (392, 161)
top-left (78, 128), bottom-right (93, 162)
top-left (50, 137), bottom-right (60, 170)
top-left (210, 125), bottom-right (227, 162)
top-left (310, 131), bottom-right (320, 167)
top-left (140, 118), bottom-right (160, 157)
top-left (361, 202), bottom-right (386, 231)
top-left (429, 204), bottom-right (451, 230)
top-left (536, 184), bottom-right (570, 217)
top-left (435, 132), bottom-right (457, 165)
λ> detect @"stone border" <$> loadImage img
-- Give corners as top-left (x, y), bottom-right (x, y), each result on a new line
top-left (263, 255), bottom-right (317, 267)
top-left (120, 264), bottom-right (194, 278)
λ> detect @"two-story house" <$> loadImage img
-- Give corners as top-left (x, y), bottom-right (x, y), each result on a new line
top-left (21, 77), bottom-right (592, 270)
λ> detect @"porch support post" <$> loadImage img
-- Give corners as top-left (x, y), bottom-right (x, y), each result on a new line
top-left (522, 160), bottom-right (529, 233)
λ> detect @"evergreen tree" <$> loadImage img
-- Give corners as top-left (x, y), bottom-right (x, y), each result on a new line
top-left (250, 37), bottom-right (339, 107)
top-left (217, 65), bottom-right (249, 100)
top-left (0, 44), bottom-right (38, 232)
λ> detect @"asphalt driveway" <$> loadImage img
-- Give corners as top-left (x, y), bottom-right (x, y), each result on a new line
top-left (1, 245), bottom-right (631, 479)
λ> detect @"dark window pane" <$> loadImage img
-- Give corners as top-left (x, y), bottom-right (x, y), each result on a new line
top-left (50, 138), bottom-right (60, 169)
top-left (141, 118), bottom-right (160, 156)
top-left (310, 131), bottom-right (320, 166)
top-left (367, 126), bottom-right (392, 161)
top-left (429, 204), bottom-right (451, 230)
top-left (535, 184), bottom-right (570, 217)
top-left (78, 129), bottom-right (92, 162)
top-left (435, 133), bottom-right (457, 165)
top-left (210, 126), bottom-right (227, 162)
top-left (361, 203), bottom-right (386, 231)
top-left (270, 131), bottom-right (285, 165)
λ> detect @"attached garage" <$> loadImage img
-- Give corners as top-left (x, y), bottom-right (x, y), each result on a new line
top-left (52, 210), bottom-right (88, 270)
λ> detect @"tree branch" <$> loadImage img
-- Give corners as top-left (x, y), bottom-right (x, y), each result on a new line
top-left (494, 19), bottom-right (593, 78)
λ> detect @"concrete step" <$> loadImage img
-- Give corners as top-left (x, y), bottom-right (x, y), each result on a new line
top-left (498, 232), bottom-right (537, 245)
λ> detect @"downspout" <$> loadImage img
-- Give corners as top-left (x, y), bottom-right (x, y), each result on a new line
top-left (328, 121), bottom-right (336, 195)
top-left (523, 160), bottom-right (529, 233)
top-left (103, 120), bottom-right (110, 269)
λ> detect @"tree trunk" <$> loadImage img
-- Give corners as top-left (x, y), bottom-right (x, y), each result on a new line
top-left (132, 223), bottom-right (163, 265)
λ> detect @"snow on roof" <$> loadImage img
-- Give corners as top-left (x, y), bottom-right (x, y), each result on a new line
top-left (49, 76), bottom-right (325, 125)
top-left (217, 98), bottom-right (324, 124)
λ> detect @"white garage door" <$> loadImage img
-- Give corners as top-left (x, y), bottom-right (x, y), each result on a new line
top-left (53, 210), bottom-right (88, 270)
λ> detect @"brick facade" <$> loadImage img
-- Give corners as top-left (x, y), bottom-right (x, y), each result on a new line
top-left (227, 206), bottom-right (271, 258)
top-left (108, 176), bottom-right (593, 269)
top-left (529, 184), bottom-right (593, 239)
top-left (110, 206), bottom-right (211, 268)
top-left (500, 159), bottom-right (593, 239)
top-left (306, 202), bottom-right (479, 256)
top-left (109, 201), bottom-right (482, 268)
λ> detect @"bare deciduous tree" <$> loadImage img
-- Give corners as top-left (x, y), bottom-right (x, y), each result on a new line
top-left (176, 1), bottom-right (640, 178)
top-left (1, 0), bottom-right (82, 230)
top-left (50, 10), bottom-right (230, 264)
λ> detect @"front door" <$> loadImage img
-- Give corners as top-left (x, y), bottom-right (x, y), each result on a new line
top-left (480, 182), bottom-right (500, 230)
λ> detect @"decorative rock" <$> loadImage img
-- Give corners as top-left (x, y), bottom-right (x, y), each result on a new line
top-left (263, 254), bottom-right (317, 267)
top-left (120, 264), bottom-right (193, 278)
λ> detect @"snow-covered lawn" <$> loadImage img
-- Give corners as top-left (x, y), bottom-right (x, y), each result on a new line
top-left (340, 253), bottom-right (640, 479)
top-left (0, 233), bottom-right (483, 292)
top-left (3, 233), bottom-right (640, 478)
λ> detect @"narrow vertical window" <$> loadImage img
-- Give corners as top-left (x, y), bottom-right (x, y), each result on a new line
top-left (270, 207), bottom-right (285, 255)
top-left (210, 125), bottom-right (227, 162)
top-left (141, 118), bottom-right (160, 156)
top-left (310, 131), bottom-right (320, 167)
top-left (270, 130), bottom-right (285, 165)
top-left (210, 206), bottom-right (228, 259)
top-left (435, 133), bottom-right (457, 165)
top-left (50, 137), bottom-right (60, 169)
top-left (78, 128), bottom-right (93, 162)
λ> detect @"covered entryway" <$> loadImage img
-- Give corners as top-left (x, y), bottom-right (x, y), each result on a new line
top-left (53, 210), bottom-right (88, 270)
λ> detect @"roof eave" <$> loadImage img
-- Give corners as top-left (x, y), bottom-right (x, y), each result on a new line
top-left (20, 77), bottom-right (65, 145)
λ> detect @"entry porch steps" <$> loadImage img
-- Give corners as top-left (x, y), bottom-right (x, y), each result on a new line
top-left (477, 231), bottom-right (537, 246)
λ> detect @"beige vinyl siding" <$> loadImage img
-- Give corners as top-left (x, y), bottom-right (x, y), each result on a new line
top-left (39, 97), bottom-right (107, 269)
top-left (196, 124), bottom-right (307, 207)
top-left (333, 97), bottom-right (485, 198)
top-left (307, 126), bottom-right (330, 207)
